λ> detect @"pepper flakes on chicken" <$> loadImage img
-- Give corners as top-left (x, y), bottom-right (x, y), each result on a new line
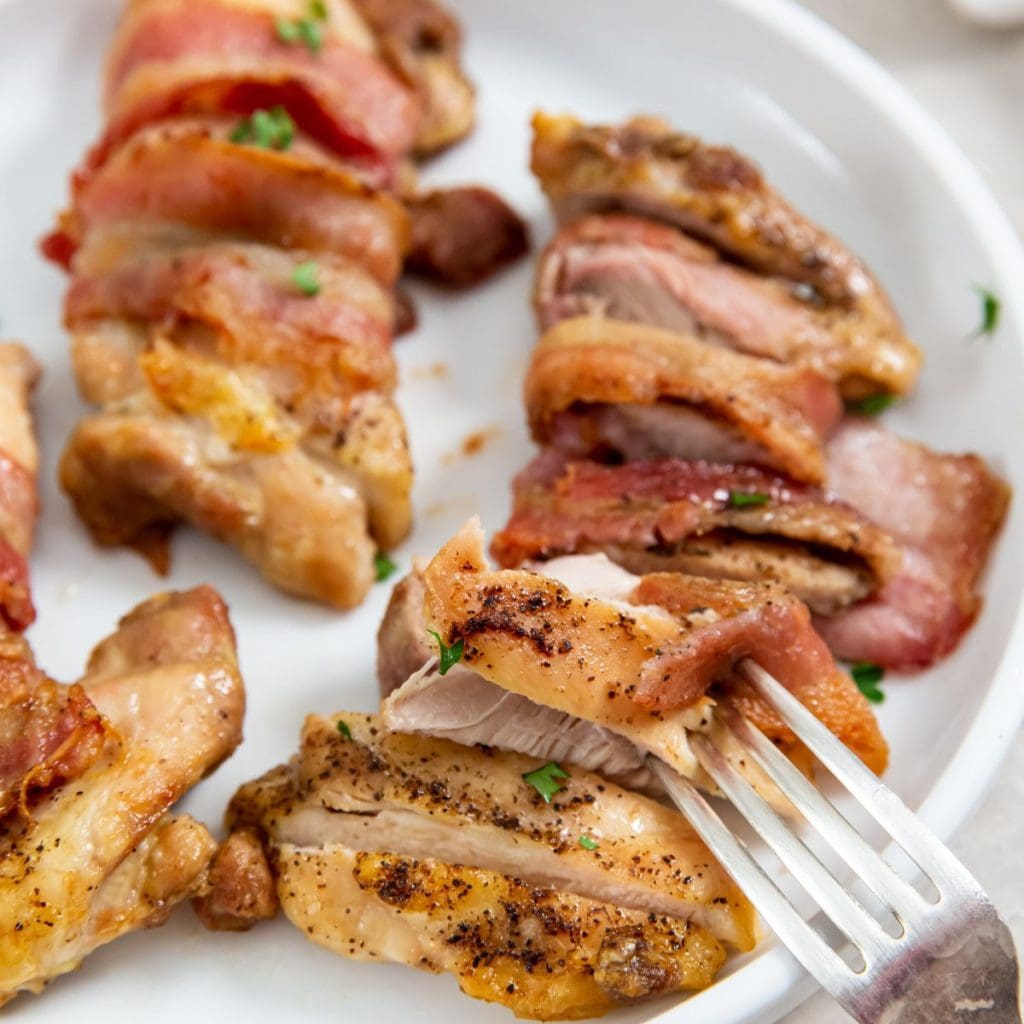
top-left (0, 586), bottom-right (245, 1006)
top-left (530, 112), bottom-right (919, 402)
top-left (380, 520), bottom-right (888, 786)
top-left (199, 711), bottom-right (752, 1018)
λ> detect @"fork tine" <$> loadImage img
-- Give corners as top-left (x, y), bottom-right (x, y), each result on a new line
top-left (692, 732), bottom-right (895, 962)
top-left (738, 660), bottom-right (986, 894)
top-left (648, 757), bottom-right (856, 991)
top-left (718, 705), bottom-right (924, 925)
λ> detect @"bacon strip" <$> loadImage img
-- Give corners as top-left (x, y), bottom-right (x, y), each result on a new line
top-left (45, 121), bottom-right (410, 283)
top-left (0, 633), bottom-right (110, 820)
top-left (535, 214), bottom-right (921, 399)
top-left (97, 0), bottom-right (420, 173)
top-left (66, 226), bottom-right (397, 398)
top-left (525, 316), bottom-right (842, 484)
top-left (491, 449), bottom-right (901, 615)
top-left (816, 420), bottom-right (1010, 670)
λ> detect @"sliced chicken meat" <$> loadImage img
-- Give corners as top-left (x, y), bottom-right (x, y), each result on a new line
top-left (535, 214), bottom-right (921, 399)
top-left (526, 316), bottom-right (842, 484)
top-left (491, 449), bottom-right (902, 616)
top-left (204, 711), bottom-right (749, 1018)
top-left (816, 420), bottom-right (1010, 669)
top-left (382, 520), bottom-right (887, 780)
top-left (43, 120), bottom-right (410, 282)
top-left (0, 586), bottom-right (245, 1006)
top-left (59, 385), bottom-right (409, 606)
top-left (0, 343), bottom-right (40, 631)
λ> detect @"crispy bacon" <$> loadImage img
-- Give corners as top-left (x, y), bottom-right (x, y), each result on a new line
top-left (816, 420), bottom-right (1010, 670)
top-left (405, 187), bottom-right (529, 288)
top-left (0, 343), bottom-right (40, 630)
top-left (0, 633), bottom-right (110, 820)
top-left (491, 449), bottom-right (901, 615)
top-left (46, 121), bottom-right (410, 283)
top-left (66, 226), bottom-right (397, 398)
top-left (535, 214), bottom-right (921, 399)
top-left (97, 0), bottom-right (420, 174)
top-left (351, 0), bottom-right (475, 154)
top-left (526, 316), bottom-right (842, 483)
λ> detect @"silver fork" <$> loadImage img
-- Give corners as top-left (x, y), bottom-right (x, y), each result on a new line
top-left (649, 659), bottom-right (1023, 1024)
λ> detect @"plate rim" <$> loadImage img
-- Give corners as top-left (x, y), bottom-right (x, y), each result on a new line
top-left (648, 1), bottom-right (1024, 1021)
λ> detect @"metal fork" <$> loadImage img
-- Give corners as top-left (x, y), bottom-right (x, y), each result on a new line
top-left (650, 659), bottom-right (1023, 1024)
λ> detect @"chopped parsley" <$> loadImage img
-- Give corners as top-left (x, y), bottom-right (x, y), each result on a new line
top-left (229, 106), bottom-right (295, 150)
top-left (851, 662), bottom-right (885, 704)
top-left (579, 835), bottom-right (599, 850)
top-left (848, 393), bottom-right (896, 417)
top-left (374, 551), bottom-right (397, 582)
top-left (971, 284), bottom-right (1001, 339)
top-left (428, 629), bottom-right (464, 675)
top-left (522, 761), bottom-right (569, 804)
top-left (336, 719), bottom-right (352, 739)
top-left (728, 490), bottom-right (770, 509)
top-left (291, 260), bottom-right (321, 296)
top-left (276, 0), bottom-right (329, 53)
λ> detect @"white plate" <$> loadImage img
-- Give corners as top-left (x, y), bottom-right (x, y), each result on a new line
top-left (2, 0), bottom-right (1023, 1021)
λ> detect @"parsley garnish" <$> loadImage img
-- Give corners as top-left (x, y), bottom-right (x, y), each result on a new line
top-left (276, 0), bottom-right (329, 53)
top-left (728, 490), bottom-right (770, 508)
top-left (428, 629), bottom-right (464, 675)
top-left (851, 662), bottom-right (885, 704)
top-left (374, 551), bottom-right (397, 582)
top-left (291, 260), bottom-right (321, 296)
top-left (523, 761), bottom-right (569, 803)
top-left (848, 393), bottom-right (896, 417)
top-left (579, 835), bottom-right (599, 850)
top-left (971, 284), bottom-right (1001, 339)
top-left (336, 719), bottom-right (352, 739)
top-left (229, 106), bottom-right (295, 150)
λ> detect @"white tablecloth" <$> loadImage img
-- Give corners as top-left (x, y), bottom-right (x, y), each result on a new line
top-left (784, 4), bottom-right (1024, 1021)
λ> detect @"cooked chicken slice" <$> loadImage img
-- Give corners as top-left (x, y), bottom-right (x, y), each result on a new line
top-left (491, 449), bottom-right (902, 616)
top-left (0, 343), bottom-right (40, 631)
top-left (377, 562), bottom-right (432, 694)
top-left (228, 712), bottom-right (754, 947)
top-left (352, 0), bottom-right (475, 155)
top-left (535, 214), bottom-right (921, 399)
top-left (99, 0), bottom-right (421, 171)
top-left (44, 120), bottom-right (410, 283)
top-left (0, 586), bottom-right (245, 1006)
top-left (532, 113), bottom-right (900, 306)
top-left (60, 405), bottom-right (382, 607)
top-left (405, 186), bottom-right (530, 287)
top-left (192, 827), bottom-right (278, 932)
top-left (526, 316), bottom-right (842, 484)
top-left (816, 420), bottom-right (1010, 670)
top-left (67, 225), bottom-right (399, 398)
top-left (385, 521), bottom-right (887, 778)
top-left (282, 847), bottom-right (725, 1019)
top-left (206, 710), bottom-right (744, 1018)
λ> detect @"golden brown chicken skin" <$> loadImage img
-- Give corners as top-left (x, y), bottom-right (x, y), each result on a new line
top-left (0, 586), bottom-right (245, 1006)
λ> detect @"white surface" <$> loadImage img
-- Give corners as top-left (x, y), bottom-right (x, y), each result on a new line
top-left (785, 3), bottom-right (1024, 1022)
top-left (1, 0), bottom-right (1022, 1022)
